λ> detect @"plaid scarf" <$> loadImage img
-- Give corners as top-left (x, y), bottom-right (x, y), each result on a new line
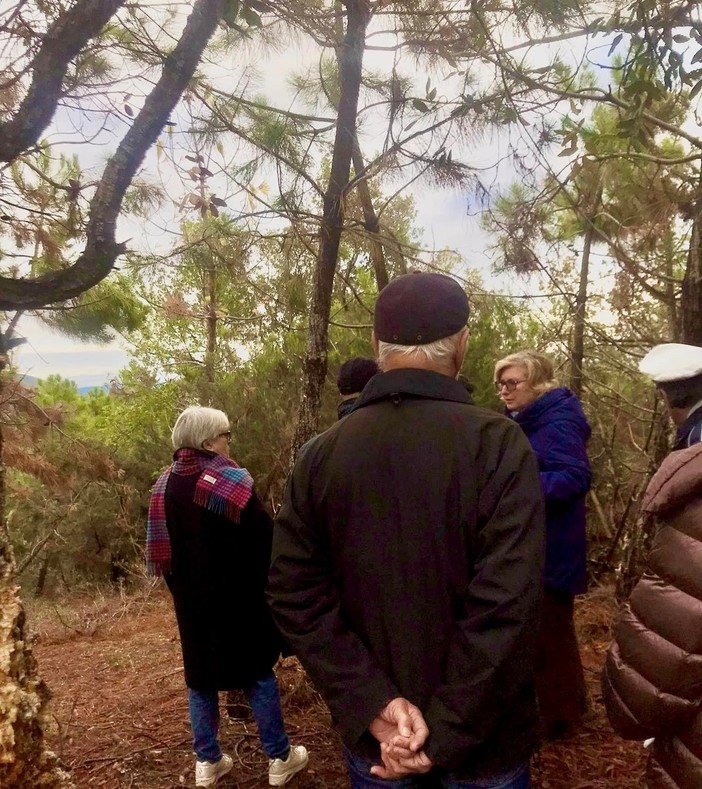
top-left (146, 448), bottom-right (254, 577)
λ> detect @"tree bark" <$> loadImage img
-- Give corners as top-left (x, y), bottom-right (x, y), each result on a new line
top-left (197, 160), bottom-right (218, 386)
top-left (0, 369), bottom-right (72, 787)
top-left (0, 0), bottom-right (225, 310)
top-left (0, 0), bottom-right (125, 163)
top-left (290, 0), bottom-right (371, 457)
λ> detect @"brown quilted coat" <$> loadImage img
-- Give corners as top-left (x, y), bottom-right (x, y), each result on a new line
top-left (602, 441), bottom-right (702, 789)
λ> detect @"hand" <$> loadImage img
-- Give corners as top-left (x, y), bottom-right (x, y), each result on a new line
top-left (368, 698), bottom-right (432, 778)
top-left (371, 742), bottom-right (432, 779)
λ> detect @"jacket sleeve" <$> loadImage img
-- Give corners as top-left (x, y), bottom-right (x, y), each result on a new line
top-left (422, 422), bottom-right (545, 770)
top-left (603, 527), bottom-right (702, 740)
top-left (267, 446), bottom-right (399, 747)
top-left (535, 421), bottom-right (591, 502)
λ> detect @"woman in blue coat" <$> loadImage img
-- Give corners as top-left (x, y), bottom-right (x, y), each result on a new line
top-left (494, 350), bottom-right (592, 740)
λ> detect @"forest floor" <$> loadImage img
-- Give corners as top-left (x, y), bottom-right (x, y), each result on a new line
top-left (29, 585), bottom-right (647, 789)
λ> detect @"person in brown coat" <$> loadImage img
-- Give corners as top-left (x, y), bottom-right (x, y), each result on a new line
top-left (603, 344), bottom-right (702, 788)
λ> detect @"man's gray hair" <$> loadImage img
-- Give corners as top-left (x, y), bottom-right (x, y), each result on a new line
top-left (377, 330), bottom-right (464, 371)
top-left (172, 405), bottom-right (229, 450)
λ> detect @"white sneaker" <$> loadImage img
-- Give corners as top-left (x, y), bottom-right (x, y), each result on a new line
top-left (195, 753), bottom-right (233, 787)
top-left (268, 745), bottom-right (309, 786)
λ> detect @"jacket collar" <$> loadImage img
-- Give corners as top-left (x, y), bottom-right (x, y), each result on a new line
top-left (354, 368), bottom-right (474, 409)
top-left (509, 386), bottom-right (569, 424)
top-left (674, 403), bottom-right (702, 450)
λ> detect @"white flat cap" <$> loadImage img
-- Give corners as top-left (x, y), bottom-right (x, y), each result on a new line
top-left (639, 343), bottom-right (702, 383)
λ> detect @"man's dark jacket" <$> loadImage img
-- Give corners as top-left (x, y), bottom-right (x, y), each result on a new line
top-left (337, 396), bottom-right (358, 420)
top-left (510, 387), bottom-right (591, 595)
top-left (268, 368), bottom-right (545, 777)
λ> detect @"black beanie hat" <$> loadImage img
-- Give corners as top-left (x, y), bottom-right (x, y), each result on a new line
top-left (374, 272), bottom-right (469, 345)
top-left (337, 358), bottom-right (379, 395)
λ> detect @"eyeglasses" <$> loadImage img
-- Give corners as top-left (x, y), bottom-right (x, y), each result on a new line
top-left (217, 430), bottom-right (232, 442)
top-left (495, 379), bottom-right (526, 393)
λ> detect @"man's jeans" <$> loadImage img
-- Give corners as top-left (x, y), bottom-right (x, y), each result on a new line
top-left (188, 671), bottom-right (290, 762)
top-left (344, 749), bottom-right (530, 789)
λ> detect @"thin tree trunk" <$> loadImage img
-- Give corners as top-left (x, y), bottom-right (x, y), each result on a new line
top-left (290, 0), bottom-right (371, 458)
top-left (197, 160), bottom-right (218, 386)
top-left (569, 185), bottom-right (602, 398)
top-left (35, 553), bottom-right (51, 597)
top-left (351, 138), bottom-right (389, 291)
top-left (682, 168), bottom-right (702, 343)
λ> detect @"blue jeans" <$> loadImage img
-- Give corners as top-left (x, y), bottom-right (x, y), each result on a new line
top-left (344, 749), bottom-right (530, 789)
top-left (189, 671), bottom-right (290, 762)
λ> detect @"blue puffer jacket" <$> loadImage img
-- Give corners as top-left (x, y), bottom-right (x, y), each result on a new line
top-left (511, 387), bottom-right (591, 595)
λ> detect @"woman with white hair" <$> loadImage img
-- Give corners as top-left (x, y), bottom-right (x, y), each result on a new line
top-left (494, 351), bottom-right (592, 741)
top-left (146, 406), bottom-right (308, 788)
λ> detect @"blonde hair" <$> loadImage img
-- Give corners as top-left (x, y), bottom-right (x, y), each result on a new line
top-left (172, 406), bottom-right (229, 450)
top-left (494, 350), bottom-right (558, 395)
top-left (376, 330), bottom-right (464, 371)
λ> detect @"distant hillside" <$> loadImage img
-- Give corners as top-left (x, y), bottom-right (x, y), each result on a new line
top-left (12, 375), bottom-right (109, 395)
top-left (77, 384), bottom-right (110, 395)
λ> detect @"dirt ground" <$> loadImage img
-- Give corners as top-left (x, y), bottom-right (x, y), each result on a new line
top-left (29, 585), bottom-right (647, 788)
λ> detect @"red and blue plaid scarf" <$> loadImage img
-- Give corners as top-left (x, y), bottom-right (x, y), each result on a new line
top-left (146, 448), bottom-right (254, 577)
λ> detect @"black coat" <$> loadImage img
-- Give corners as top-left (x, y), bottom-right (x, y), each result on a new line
top-left (268, 368), bottom-right (545, 777)
top-left (165, 469), bottom-right (282, 690)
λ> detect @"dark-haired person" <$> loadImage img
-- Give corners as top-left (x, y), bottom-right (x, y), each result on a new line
top-left (336, 357), bottom-right (379, 419)
top-left (640, 342), bottom-right (702, 449)
top-left (603, 344), bottom-right (702, 789)
top-left (269, 272), bottom-right (545, 788)
top-left (494, 351), bottom-right (592, 740)
top-left (147, 406), bottom-right (308, 788)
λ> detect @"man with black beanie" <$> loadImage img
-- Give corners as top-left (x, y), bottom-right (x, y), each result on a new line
top-left (269, 272), bottom-right (545, 788)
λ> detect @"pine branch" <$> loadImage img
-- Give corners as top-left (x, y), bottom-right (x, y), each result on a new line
top-left (0, 0), bottom-right (226, 311)
top-left (0, 0), bottom-right (126, 163)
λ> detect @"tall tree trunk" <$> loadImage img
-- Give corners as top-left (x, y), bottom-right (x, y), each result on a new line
top-left (682, 170), bottom-right (702, 343)
top-left (0, 346), bottom-right (72, 787)
top-left (290, 0), bottom-right (371, 458)
top-left (569, 186), bottom-right (602, 398)
top-left (194, 145), bottom-right (218, 389)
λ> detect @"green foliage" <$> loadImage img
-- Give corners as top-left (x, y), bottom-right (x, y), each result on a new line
top-left (40, 275), bottom-right (148, 342)
top-left (463, 288), bottom-right (543, 408)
